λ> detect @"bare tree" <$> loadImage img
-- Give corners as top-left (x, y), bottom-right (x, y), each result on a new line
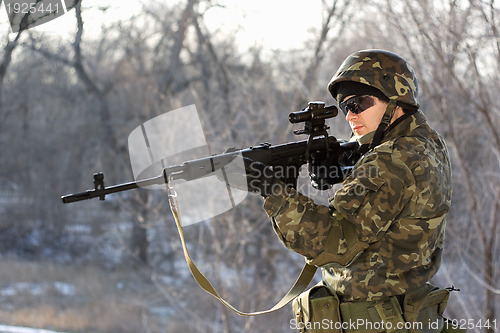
top-left (300, 0), bottom-right (351, 103)
top-left (0, 29), bottom-right (23, 127)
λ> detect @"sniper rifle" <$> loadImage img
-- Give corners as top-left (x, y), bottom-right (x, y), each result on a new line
top-left (61, 101), bottom-right (358, 204)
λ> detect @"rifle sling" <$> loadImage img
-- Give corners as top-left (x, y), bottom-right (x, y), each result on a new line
top-left (167, 182), bottom-right (317, 316)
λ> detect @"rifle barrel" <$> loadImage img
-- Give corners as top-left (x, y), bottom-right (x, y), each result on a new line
top-left (61, 173), bottom-right (166, 203)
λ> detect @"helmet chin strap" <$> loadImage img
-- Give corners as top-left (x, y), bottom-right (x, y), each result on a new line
top-left (369, 99), bottom-right (398, 150)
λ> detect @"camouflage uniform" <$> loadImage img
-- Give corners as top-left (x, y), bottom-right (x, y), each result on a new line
top-left (264, 110), bottom-right (451, 301)
top-left (258, 50), bottom-right (460, 332)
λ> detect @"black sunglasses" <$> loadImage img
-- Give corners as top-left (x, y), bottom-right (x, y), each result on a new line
top-left (339, 95), bottom-right (376, 116)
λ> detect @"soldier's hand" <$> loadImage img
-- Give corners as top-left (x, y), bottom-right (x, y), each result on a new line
top-left (309, 159), bottom-right (344, 190)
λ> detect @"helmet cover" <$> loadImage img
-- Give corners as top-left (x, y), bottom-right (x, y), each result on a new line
top-left (328, 49), bottom-right (419, 108)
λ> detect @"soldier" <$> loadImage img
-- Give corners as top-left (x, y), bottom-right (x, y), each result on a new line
top-left (245, 49), bottom-right (463, 332)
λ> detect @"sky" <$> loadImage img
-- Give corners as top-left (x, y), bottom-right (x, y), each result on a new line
top-left (0, 0), bottom-right (324, 51)
top-left (202, 0), bottom-right (323, 50)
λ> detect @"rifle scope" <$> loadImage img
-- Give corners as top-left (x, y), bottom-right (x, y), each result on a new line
top-left (288, 101), bottom-right (338, 124)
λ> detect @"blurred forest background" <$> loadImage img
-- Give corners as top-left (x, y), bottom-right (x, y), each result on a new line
top-left (0, 0), bottom-right (499, 332)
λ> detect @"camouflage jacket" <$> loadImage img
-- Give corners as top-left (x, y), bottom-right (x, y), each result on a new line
top-left (263, 111), bottom-right (452, 301)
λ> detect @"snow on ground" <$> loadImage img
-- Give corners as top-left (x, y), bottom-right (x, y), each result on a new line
top-left (0, 325), bottom-right (67, 333)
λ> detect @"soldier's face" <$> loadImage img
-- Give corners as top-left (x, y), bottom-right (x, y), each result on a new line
top-left (343, 95), bottom-right (389, 137)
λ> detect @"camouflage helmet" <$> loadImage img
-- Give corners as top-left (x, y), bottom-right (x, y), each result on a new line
top-left (328, 49), bottom-right (419, 108)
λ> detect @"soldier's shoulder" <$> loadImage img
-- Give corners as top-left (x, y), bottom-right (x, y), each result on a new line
top-left (371, 135), bottom-right (425, 156)
top-left (368, 136), bottom-right (428, 171)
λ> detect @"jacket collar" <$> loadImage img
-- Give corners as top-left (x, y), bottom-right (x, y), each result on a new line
top-left (381, 110), bottom-right (426, 144)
